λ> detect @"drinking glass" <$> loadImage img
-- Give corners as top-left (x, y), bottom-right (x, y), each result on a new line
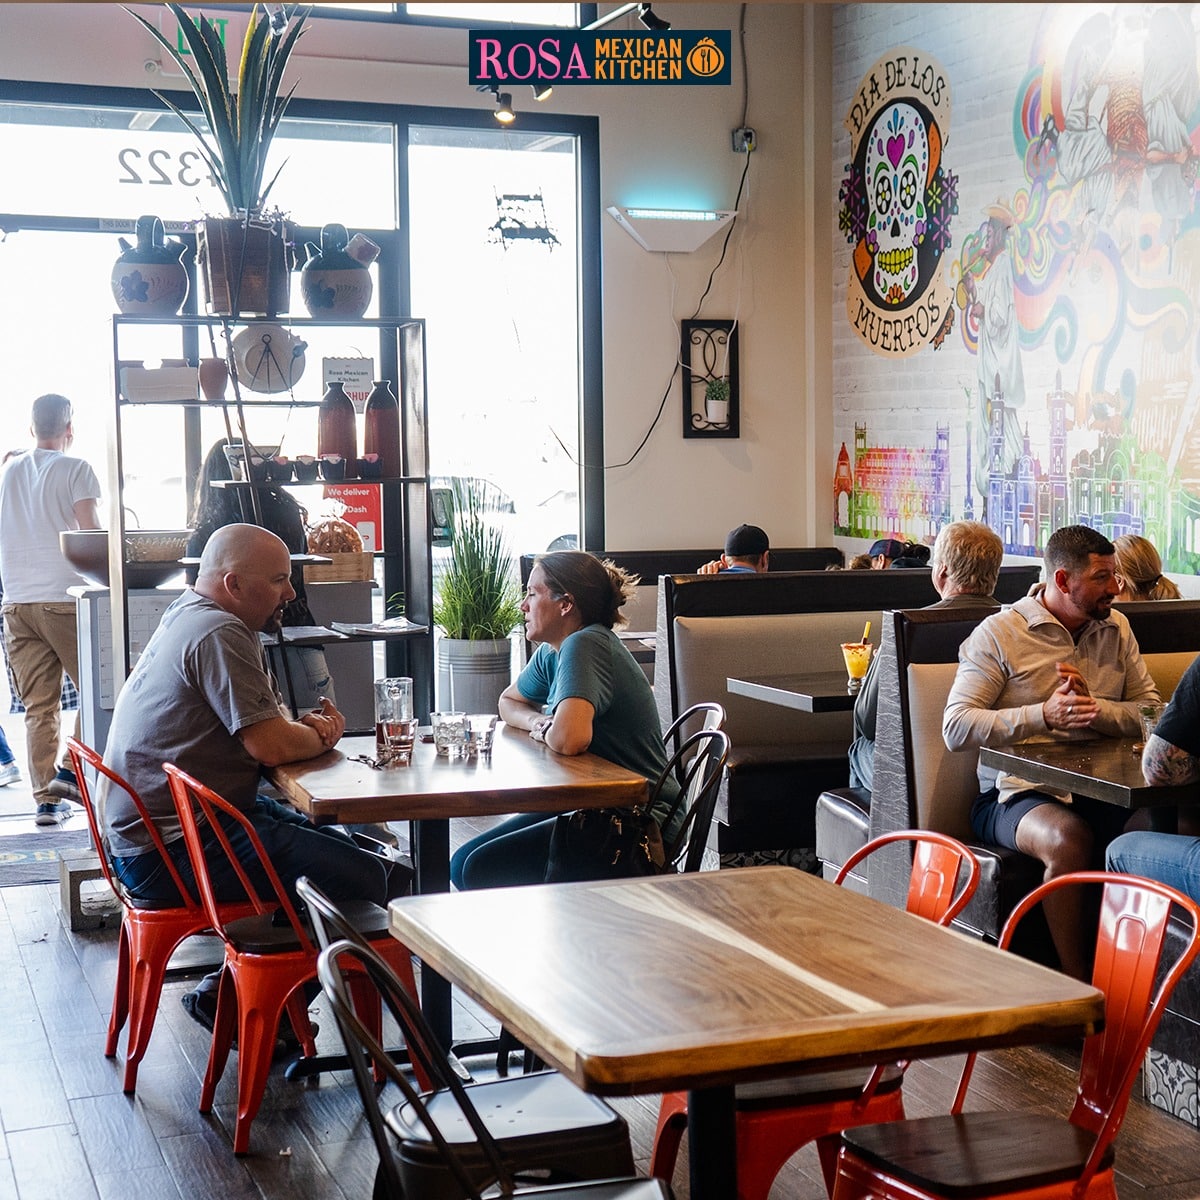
top-left (841, 642), bottom-right (872, 694)
top-left (1139, 702), bottom-right (1165, 744)
top-left (431, 711), bottom-right (468, 759)
top-left (466, 713), bottom-right (499, 758)
top-left (374, 677), bottom-right (415, 765)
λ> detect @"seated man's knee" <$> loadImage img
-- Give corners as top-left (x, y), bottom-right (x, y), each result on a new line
top-left (1019, 804), bottom-right (1092, 874)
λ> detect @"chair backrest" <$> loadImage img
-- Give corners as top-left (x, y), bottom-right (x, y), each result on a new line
top-left (834, 829), bottom-right (980, 926)
top-left (954, 871), bottom-right (1200, 1197)
top-left (653, 727), bottom-right (730, 873)
top-left (663, 700), bottom-right (725, 784)
top-left (317, 932), bottom-right (522, 1200)
top-left (162, 762), bottom-right (314, 954)
top-left (66, 737), bottom-right (201, 913)
top-left (296, 875), bottom-right (443, 1091)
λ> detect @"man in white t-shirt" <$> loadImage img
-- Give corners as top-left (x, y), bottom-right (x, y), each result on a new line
top-left (0, 395), bottom-right (101, 824)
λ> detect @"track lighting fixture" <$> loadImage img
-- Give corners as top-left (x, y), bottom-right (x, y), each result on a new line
top-left (583, 2), bottom-right (669, 31)
top-left (637, 3), bottom-right (671, 30)
top-left (531, 82), bottom-right (554, 102)
top-left (477, 82), bottom-right (517, 125)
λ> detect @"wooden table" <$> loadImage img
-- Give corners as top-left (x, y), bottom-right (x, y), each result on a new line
top-left (727, 670), bottom-right (857, 712)
top-left (980, 738), bottom-right (1200, 831)
top-left (389, 866), bottom-right (1103, 1200)
top-left (271, 724), bottom-right (648, 1044)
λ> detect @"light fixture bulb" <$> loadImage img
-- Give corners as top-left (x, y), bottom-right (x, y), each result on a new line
top-left (531, 82), bottom-right (553, 102)
top-left (495, 93), bottom-right (516, 124)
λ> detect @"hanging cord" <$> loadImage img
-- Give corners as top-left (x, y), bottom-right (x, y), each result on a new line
top-left (596, 146), bottom-right (753, 470)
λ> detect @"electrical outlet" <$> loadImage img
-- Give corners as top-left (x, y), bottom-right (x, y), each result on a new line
top-left (732, 127), bottom-right (756, 153)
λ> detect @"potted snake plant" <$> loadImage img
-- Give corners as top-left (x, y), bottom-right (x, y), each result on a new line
top-left (127, 2), bottom-right (310, 316)
top-left (432, 479), bottom-right (523, 714)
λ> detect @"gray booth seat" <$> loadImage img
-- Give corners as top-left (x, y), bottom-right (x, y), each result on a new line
top-left (654, 567), bottom-right (1039, 871)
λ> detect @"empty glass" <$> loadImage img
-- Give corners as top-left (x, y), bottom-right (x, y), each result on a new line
top-left (431, 710), bottom-right (468, 759)
top-left (466, 713), bottom-right (499, 758)
top-left (374, 677), bottom-right (415, 765)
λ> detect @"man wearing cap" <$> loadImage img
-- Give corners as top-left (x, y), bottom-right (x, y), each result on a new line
top-left (943, 524), bottom-right (1157, 978)
top-left (868, 537), bottom-right (909, 569)
top-left (849, 521), bottom-right (1003, 792)
top-left (697, 524), bottom-right (770, 575)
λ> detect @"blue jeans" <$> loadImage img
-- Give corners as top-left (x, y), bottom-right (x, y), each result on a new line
top-left (112, 794), bottom-right (397, 907)
top-left (1106, 831), bottom-right (1200, 905)
top-left (449, 811), bottom-right (555, 890)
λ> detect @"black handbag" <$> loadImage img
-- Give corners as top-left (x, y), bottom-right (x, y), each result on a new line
top-left (544, 805), bottom-right (667, 883)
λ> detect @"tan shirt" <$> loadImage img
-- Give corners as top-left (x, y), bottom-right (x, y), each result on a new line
top-left (943, 594), bottom-right (1159, 800)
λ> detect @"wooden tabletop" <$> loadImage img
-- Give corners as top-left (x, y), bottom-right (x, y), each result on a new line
top-left (270, 723), bottom-right (649, 826)
top-left (980, 738), bottom-right (1200, 811)
top-left (726, 671), bottom-right (857, 712)
top-left (389, 865), bottom-right (1103, 1096)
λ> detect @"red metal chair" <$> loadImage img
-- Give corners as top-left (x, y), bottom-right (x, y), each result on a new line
top-left (650, 829), bottom-right (981, 1196)
top-left (66, 737), bottom-right (254, 1094)
top-left (831, 870), bottom-right (1200, 1200)
top-left (163, 761), bottom-right (423, 1155)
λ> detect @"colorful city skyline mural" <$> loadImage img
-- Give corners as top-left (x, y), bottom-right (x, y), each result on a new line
top-left (833, 5), bottom-right (1200, 572)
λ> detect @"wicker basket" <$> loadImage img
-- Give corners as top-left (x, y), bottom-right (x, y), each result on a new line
top-left (303, 552), bottom-right (374, 584)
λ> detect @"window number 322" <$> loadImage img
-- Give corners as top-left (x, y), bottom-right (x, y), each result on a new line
top-left (118, 147), bottom-right (216, 189)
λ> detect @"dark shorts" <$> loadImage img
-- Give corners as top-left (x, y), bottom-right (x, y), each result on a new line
top-left (971, 788), bottom-right (1131, 861)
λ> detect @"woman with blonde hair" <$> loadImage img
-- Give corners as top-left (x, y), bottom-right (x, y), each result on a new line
top-left (1113, 534), bottom-right (1181, 601)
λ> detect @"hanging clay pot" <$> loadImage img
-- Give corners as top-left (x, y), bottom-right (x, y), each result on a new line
top-left (111, 215), bottom-right (189, 316)
top-left (300, 223), bottom-right (373, 318)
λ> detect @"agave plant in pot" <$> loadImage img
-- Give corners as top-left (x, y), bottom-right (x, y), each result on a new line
top-left (127, 2), bottom-right (309, 317)
top-left (432, 479), bottom-right (523, 714)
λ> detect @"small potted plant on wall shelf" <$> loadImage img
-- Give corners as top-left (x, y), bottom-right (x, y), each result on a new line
top-left (127, 2), bottom-right (310, 318)
top-left (705, 377), bottom-right (731, 426)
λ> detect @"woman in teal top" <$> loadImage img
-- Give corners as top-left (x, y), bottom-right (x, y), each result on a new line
top-left (449, 551), bottom-right (678, 889)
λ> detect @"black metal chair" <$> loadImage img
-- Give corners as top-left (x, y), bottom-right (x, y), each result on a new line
top-left (299, 877), bottom-right (658, 1200)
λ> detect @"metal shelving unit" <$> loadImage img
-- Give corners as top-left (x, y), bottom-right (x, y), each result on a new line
top-left (108, 313), bottom-right (435, 717)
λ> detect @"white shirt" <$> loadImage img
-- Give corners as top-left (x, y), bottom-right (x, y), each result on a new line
top-left (0, 448), bottom-right (102, 602)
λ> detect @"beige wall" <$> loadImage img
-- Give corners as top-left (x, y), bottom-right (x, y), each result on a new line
top-left (0, 2), bottom-right (827, 550)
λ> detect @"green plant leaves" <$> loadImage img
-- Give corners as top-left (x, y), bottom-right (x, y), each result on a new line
top-left (124, 3), bottom-right (309, 215)
top-left (433, 480), bottom-right (523, 640)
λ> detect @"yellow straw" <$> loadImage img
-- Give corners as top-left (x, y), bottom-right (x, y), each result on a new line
top-left (861, 620), bottom-right (871, 645)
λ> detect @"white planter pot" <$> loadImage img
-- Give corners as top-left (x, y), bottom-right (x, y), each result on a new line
top-left (436, 637), bottom-right (513, 713)
top-left (705, 397), bottom-right (730, 426)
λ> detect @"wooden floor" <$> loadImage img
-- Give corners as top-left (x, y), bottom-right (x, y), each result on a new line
top-left (5, 854), bottom-right (1200, 1199)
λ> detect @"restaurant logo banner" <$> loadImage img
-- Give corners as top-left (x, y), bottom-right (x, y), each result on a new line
top-left (469, 30), bottom-right (730, 86)
top-left (839, 47), bottom-right (957, 358)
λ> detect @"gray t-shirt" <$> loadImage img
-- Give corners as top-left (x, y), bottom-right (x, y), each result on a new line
top-left (100, 590), bottom-right (285, 857)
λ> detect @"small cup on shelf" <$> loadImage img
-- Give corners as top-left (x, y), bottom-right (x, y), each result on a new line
top-left (247, 455), bottom-right (270, 481)
top-left (293, 455), bottom-right (319, 482)
top-left (267, 455), bottom-right (293, 482)
top-left (318, 454), bottom-right (346, 481)
top-left (357, 453), bottom-right (383, 479)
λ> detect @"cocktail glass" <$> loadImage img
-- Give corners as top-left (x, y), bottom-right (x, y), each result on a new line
top-left (841, 642), bottom-right (872, 694)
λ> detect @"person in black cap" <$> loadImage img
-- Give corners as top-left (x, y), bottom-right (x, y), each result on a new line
top-left (697, 524), bottom-right (770, 574)
top-left (867, 537), bottom-right (909, 569)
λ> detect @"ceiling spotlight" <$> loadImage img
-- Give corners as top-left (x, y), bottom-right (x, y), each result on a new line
top-left (637, 3), bottom-right (671, 30)
top-left (477, 82), bottom-right (517, 125)
top-left (494, 92), bottom-right (516, 124)
top-left (531, 82), bottom-right (554, 102)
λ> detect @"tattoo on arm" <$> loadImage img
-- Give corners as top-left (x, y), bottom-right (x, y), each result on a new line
top-left (1142, 734), bottom-right (1200, 786)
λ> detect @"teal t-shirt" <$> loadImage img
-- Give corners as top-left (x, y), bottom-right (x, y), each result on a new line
top-left (517, 624), bottom-right (681, 830)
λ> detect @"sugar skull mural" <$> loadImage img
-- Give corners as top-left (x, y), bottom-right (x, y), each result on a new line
top-left (865, 102), bottom-right (930, 303)
top-left (840, 48), bottom-right (957, 357)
